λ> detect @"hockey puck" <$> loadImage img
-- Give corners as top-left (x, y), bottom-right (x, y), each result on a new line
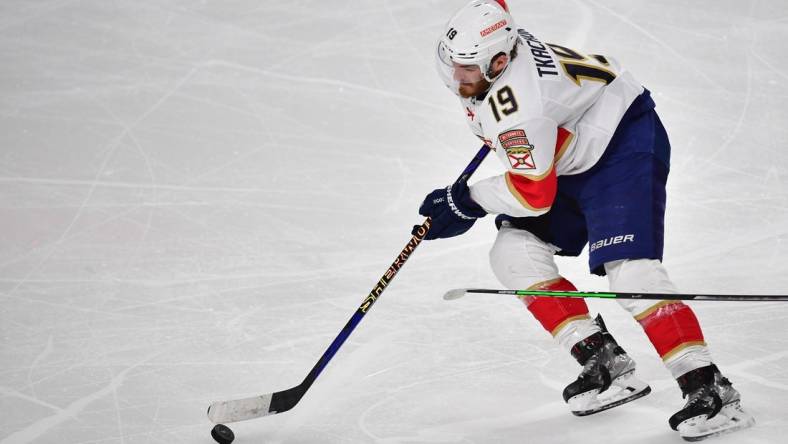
top-left (211, 424), bottom-right (235, 444)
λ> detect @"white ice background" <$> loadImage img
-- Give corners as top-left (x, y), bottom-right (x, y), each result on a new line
top-left (1, 1), bottom-right (787, 443)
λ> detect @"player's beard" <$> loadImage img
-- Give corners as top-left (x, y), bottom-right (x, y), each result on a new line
top-left (458, 77), bottom-right (492, 98)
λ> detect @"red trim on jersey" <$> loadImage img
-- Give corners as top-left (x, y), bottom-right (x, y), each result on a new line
top-left (523, 278), bottom-right (590, 335)
top-left (637, 302), bottom-right (706, 358)
top-left (554, 127), bottom-right (573, 161)
top-left (502, 126), bottom-right (572, 211)
top-left (505, 167), bottom-right (557, 211)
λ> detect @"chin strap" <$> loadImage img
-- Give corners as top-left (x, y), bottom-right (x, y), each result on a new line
top-left (483, 56), bottom-right (511, 83)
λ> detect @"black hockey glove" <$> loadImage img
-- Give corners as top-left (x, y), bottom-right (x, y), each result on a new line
top-left (418, 181), bottom-right (486, 240)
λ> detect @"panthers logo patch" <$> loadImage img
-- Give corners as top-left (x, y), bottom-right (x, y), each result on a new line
top-left (499, 129), bottom-right (536, 170)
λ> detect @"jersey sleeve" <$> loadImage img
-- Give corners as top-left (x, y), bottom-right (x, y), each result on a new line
top-left (469, 117), bottom-right (562, 217)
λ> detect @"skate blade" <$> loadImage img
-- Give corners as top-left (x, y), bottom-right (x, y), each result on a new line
top-left (678, 401), bottom-right (756, 442)
top-left (569, 372), bottom-right (651, 416)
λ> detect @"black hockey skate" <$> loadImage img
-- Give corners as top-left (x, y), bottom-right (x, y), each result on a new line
top-left (669, 364), bottom-right (755, 441)
top-left (563, 315), bottom-right (651, 416)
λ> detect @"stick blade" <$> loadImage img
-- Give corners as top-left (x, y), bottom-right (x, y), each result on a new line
top-left (207, 393), bottom-right (274, 424)
top-left (443, 288), bottom-right (467, 300)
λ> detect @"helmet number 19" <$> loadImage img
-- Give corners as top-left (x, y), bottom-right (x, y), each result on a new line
top-left (488, 85), bottom-right (519, 122)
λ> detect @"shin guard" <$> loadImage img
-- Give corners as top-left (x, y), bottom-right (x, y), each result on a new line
top-left (523, 278), bottom-right (597, 346)
top-left (634, 302), bottom-right (712, 377)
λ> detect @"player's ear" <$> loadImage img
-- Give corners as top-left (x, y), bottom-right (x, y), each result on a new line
top-left (490, 52), bottom-right (510, 76)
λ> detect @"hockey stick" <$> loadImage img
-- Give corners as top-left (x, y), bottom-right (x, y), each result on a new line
top-left (443, 288), bottom-right (788, 302)
top-left (207, 145), bottom-right (491, 424)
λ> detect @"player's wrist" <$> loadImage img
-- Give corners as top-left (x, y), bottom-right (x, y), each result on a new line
top-left (447, 182), bottom-right (486, 220)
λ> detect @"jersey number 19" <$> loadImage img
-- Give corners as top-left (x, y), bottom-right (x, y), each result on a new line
top-left (488, 85), bottom-right (519, 122)
top-left (547, 43), bottom-right (617, 86)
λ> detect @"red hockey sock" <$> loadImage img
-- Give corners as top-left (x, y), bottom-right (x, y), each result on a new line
top-left (635, 302), bottom-right (706, 360)
top-left (523, 278), bottom-right (590, 336)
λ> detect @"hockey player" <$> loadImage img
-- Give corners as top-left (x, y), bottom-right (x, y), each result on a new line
top-left (418, 0), bottom-right (755, 441)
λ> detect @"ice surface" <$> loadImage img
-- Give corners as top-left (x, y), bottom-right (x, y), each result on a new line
top-left (1, 1), bottom-right (787, 443)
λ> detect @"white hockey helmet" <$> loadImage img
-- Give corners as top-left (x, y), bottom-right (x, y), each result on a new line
top-left (436, 0), bottom-right (518, 95)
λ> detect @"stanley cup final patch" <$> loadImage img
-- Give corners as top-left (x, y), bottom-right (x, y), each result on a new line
top-left (498, 129), bottom-right (536, 170)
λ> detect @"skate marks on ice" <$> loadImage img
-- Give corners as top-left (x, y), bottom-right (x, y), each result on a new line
top-left (1, 0), bottom-right (788, 443)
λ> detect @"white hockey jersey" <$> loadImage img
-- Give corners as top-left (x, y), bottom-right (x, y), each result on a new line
top-left (465, 29), bottom-right (644, 217)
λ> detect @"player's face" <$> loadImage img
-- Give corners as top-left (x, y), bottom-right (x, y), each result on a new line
top-left (452, 62), bottom-right (490, 98)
